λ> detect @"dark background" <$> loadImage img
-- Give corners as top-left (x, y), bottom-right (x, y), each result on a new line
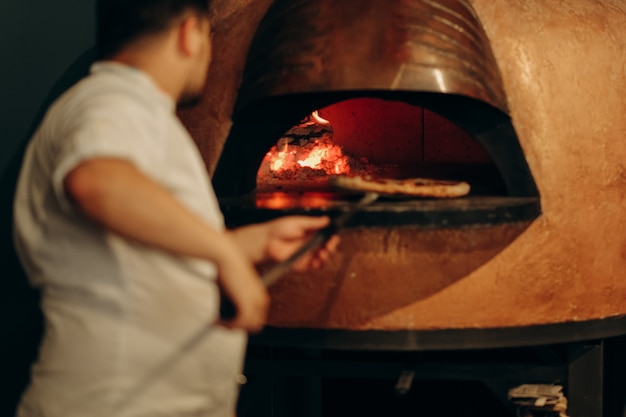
top-left (0, 1), bottom-right (96, 414)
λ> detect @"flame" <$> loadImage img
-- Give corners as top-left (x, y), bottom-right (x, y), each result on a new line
top-left (260, 110), bottom-right (351, 178)
top-left (296, 144), bottom-right (350, 174)
top-left (298, 148), bottom-right (325, 168)
top-left (265, 138), bottom-right (350, 176)
top-left (270, 148), bottom-right (288, 171)
top-left (311, 110), bottom-right (330, 125)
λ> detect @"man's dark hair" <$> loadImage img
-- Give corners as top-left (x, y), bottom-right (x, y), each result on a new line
top-left (96, 0), bottom-right (211, 59)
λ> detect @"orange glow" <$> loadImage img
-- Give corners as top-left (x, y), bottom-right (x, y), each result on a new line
top-left (259, 110), bottom-right (351, 180)
top-left (263, 139), bottom-right (351, 176)
top-left (270, 148), bottom-right (287, 171)
top-left (296, 143), bottom-right (350, 174)
top-left (255, 192), bottom-right (336, 209)
top-left (298, 148), bottom-right (325, 168)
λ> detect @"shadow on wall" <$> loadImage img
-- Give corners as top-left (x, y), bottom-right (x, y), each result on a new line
top-left (0, 47), bottom-right (96, 417)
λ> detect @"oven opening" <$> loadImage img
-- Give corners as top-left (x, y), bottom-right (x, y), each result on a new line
top-left (256, 97), bottom-right (505, 197)
top-left (214, 91), bottom-right (540, 229)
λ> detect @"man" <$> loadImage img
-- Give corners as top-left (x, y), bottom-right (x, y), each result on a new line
top-left (12, 0), bottom-right (338, 416)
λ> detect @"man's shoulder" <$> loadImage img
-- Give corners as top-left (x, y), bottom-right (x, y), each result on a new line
top-left (65, 70), bottom-right (146, 106)
top-left (49, 71), bottom-right (155, 124)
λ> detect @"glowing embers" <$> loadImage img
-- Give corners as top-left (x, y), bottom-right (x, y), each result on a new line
top-left (258, 111), bottom-right (352, 190)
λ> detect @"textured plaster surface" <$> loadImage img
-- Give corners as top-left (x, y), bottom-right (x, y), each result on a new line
top-left (182, 0), bottom-right (626, 330)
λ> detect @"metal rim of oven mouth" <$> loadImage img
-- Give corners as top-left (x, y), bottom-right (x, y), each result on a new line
top-left (220, 193), bottom-right (540, 230)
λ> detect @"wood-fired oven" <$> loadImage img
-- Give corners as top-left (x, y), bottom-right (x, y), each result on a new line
top-left (208, 0), bottom-right (550, 328)
top-left (178, 0), bottom-right (626, 415)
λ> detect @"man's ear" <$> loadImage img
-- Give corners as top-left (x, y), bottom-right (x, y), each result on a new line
top-left (178, 16), bottom-right (204, 57)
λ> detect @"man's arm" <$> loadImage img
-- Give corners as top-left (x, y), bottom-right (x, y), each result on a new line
top-left (64, 157), bottom-right (268, 332)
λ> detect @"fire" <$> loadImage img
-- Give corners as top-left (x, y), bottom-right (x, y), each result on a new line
top-left (311, 110), bottom-right (330, 125)
top-left (270, 151), bottom-right (287, 171)
top-left (259, 110), bottom-right (351, 179)
top-left (296, 143), bottom-right (349, 174)
top-left (298, 148), bottom-right (325, 168)
top-left (265, 140), bottom-right (351, 175)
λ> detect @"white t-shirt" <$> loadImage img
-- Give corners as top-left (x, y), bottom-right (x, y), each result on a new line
top-left (13, 62), bottom-right (246, 417)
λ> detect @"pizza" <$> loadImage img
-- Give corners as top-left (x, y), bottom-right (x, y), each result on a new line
top-left (329, 175), bottom-right (470, 198)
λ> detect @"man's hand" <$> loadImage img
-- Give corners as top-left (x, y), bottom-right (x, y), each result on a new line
top-left (263, 216), bottom-right (340, 270)
top-left (229, 216), bottom-right (341, 270)
top-left (215, 239), bottom-right (269, 332)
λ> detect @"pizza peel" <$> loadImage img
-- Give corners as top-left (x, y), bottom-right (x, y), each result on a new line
top-left (114, 191), bottom-right (379, 411)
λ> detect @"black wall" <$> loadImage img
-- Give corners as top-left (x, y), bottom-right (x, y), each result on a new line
top-left (0, 1), bottom-right (96, 414)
